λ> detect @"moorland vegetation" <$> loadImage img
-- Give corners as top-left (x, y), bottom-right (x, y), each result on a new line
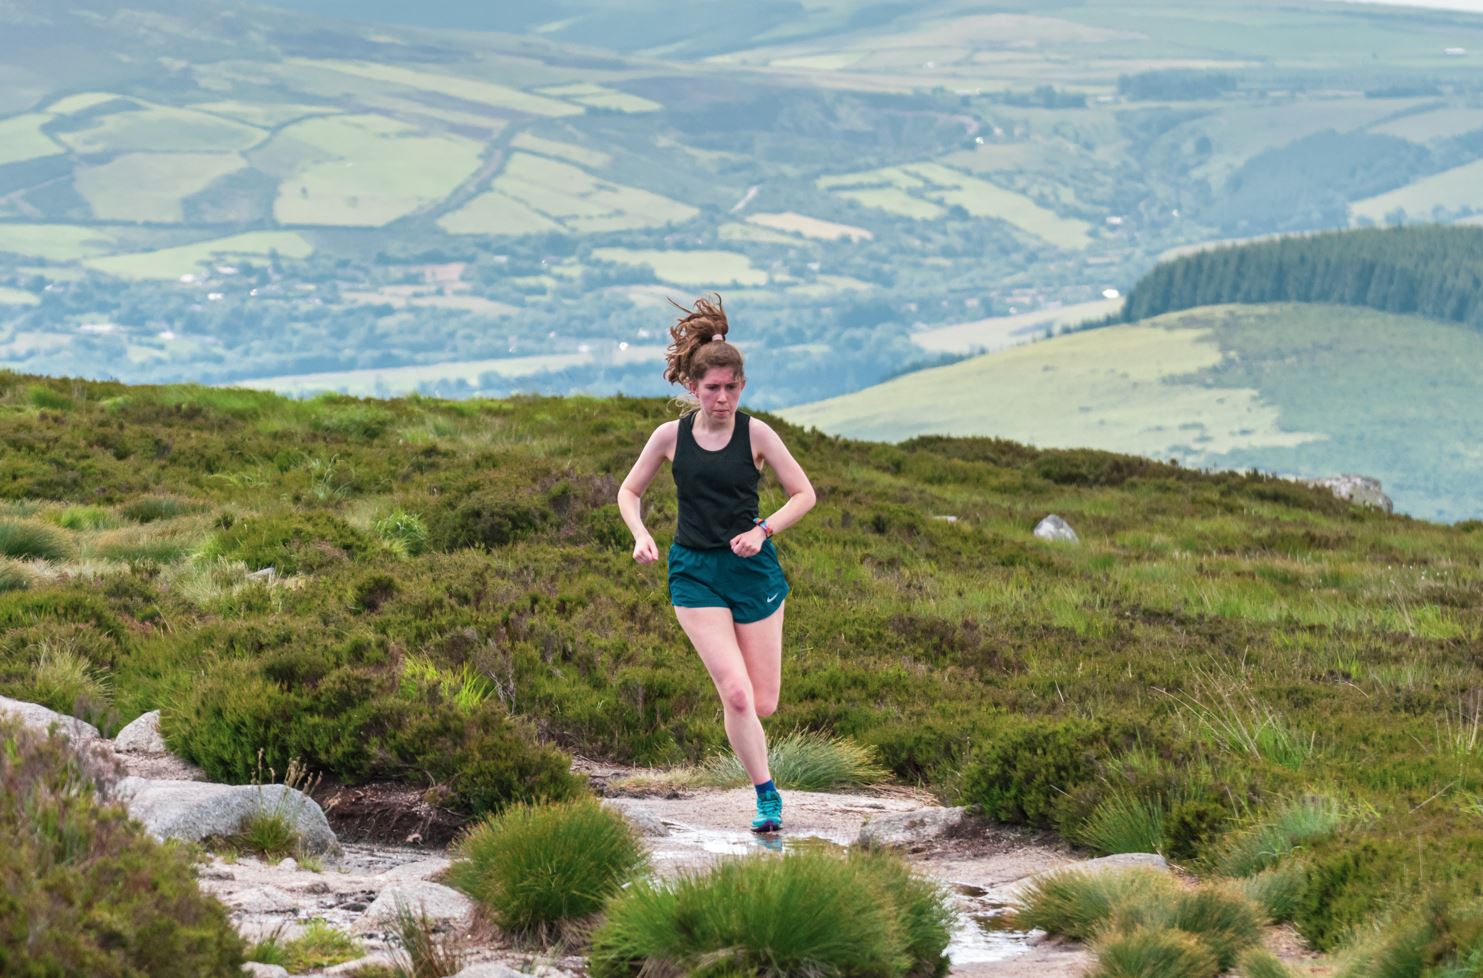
top-left (1, 370), bottom-right (1482, 970)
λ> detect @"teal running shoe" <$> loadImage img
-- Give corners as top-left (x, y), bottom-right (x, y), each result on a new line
top-left (751, 789), bottom-right (783, 833)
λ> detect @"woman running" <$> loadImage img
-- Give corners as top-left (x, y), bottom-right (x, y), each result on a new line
top-left (617, 296), bottom-right (816, 833)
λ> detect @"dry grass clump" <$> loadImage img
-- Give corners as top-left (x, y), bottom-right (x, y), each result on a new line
top-left (696, 729), bottom-right (890, 790)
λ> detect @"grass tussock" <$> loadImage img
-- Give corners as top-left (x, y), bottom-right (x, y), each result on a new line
top-left (589, 849), bottom-right (952, 978)
top-left (0, 519), bottom-right (70, 561)
top-left (1211, 795), bottom-right (1345, 877)
top-left (1236, 948), bottom-right (1299, 978)
top-left (48, 505), bottom-right (119, 531)
top-left (697, 729), bottom-right (891, 791)
top-left (448, 797), bottom-right (647, 944)
top-left (388, 901), bottom-right (467, 978)
top-left (0, 559), bottom-right (33, 592)
top-left (1020, 869), bottom-right (1264, 978)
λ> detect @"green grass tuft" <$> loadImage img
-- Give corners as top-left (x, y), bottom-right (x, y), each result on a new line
top-left (589, 848), bottom-right (952, 978)
top-left (49, 505), bottom-right (119, 531)
top-left (1073, 790), bottom-right (1168, 855)
top-left (696, 729), bottom-right (890, 790)
top-left (119, 495), bottom-right (200, 523)
top-left (1212, 795), bottom-right (1344, 877)
top-left (26, 640), bottom-right (114, 733)
top-left (448, 797), bottom-right (647, 943)
top-left (1237, 948), bottom-right (1299, 978)
top-left (1016, 868), bottom-right (1178, 941)
top-left (231, 809), bottom-right (304, 861)
top-left (1091, 926), bottom-right (1222, 978)
top-left (0, 560), bottom-right (32, 592)
top-left (373, 508), bottom-right (429, 557)
top-left (388, 901), bottom-right (467, 978)
top-left (0, 520), bottom-right (70, 561)
top-left (278, 919), bottom-right (361, 972)
top-left (1235, 860), bottom-right (1309, 923)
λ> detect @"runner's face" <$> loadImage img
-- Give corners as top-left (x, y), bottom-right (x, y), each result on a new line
top-left (690, 368), bottom-right (744, 421)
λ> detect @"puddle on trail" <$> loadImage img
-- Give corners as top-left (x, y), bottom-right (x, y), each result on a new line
top-left (651, 824), bottom-right (1042, 966)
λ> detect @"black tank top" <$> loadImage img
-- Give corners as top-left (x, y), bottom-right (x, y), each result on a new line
top-left (673, 411), bottom-right (760, 550)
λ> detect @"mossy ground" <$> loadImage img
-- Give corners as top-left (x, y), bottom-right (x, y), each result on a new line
top-left (2, 371), bottom-right (1481, 958)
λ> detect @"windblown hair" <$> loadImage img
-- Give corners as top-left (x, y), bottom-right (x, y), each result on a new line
top-left (663, 294), bottom-right (744, 387)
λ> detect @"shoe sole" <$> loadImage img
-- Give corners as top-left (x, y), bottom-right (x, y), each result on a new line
top-left (750, 821), bottom-right (783, 834)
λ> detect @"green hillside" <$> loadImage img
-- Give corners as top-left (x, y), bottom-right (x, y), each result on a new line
top-left (2, 371), bottom-right (1483, 964)
top-left (5, 0), bottom-right (1483, 405)
top-left (779, 303), bottom-right (1483, 522)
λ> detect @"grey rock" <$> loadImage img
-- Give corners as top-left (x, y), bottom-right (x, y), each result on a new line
top-left (608, 803), bottom-right (669, 838)
top-left (373, 856), bottom-right (452, 882)
top-left (355, 881), bottom-right (473, 932)
top-left (1305, 474), bottom-right (1393, 513)
top-left (1033, 514), bottom-right (1079, 543)
top-left (114, 777), bottom-right (340, 855)
top-left (247, 567), bottom-right (276, 580)
top-left (450, 965), bottom-right (532, 978)
top-left (323, 955), bottom-right (398, 976)
top-left (857, 806), bottom-right (965, 847)
top-left (241, 964), bottom-right (290, 978)
top-left (0, 696), bottom-right (100, 742)
top-left (276, 857), bottom-right (298, 872)
top-left (224, 885), bottom-right (300, 914)
top-left (113, 710), bottom-right (167, 753)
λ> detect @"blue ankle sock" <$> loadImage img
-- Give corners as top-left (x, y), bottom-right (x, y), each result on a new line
top-left (754, 779), bottom-right (776, 797)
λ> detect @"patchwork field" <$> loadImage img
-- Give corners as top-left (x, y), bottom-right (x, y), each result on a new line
top-left (1350, 157), bottom-right (1483, 223)
top-left (51, 99), bottom-right (266, 154)
top-left (818, 162), bottom-right (1092, 248)
top-left (288, 59), bottom-right (583, 117)
top-left (233, 342), bottom-right (664, 395)
top-left (0, 224), bottom-right (123, 262)
top-left (0, 114), bottom-right (63, 166)
top-left (74, 153), bottom-right (248, 223)
top-left (85, 231), bottom-right (314, 280)
top-left (746, 211), bottom-right (872, 241)
top-left (270, 114), bottom-right (485, 226)
top-left (782, 303), bottom-right (1483, 521)
top-left (589, 247), bottom-right (768, 286)
top-left (910, 297), bottom-right (1122, 354)
top-left (441, 152), bottom-right (696, 236)
top-left (0, 287), bottom-right (39, 306)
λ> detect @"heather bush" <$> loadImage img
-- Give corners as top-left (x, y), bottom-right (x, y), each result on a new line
top-left (960, 718), bottom-right (1114, 828)
top-left (198, 511), bottom-right (374, 574)
top-left (0, 717), bottom-right (244, 977)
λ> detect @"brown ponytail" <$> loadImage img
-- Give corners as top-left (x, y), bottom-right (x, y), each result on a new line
top-left (663, 294), bottom-right (744, 387)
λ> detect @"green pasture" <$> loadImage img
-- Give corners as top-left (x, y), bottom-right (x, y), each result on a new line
top-left (589, 247), bottom-right (767, 287)
top-left (85, 231), bottom-right (313, 280)
top-left (0, 287), bottom-right (39, 306)
top-left (459, 152), bottom-right (696, 235)
top-left (289, 59), bottom-right (582, 117)
top-left (270, 114), bottom-right (484, 227)
top-left (717, 222), bottom-right (802, 246)
top-left (911, 298), bottom-right (1122, 355)
top-left (360, 94), bottom-right (509, 132)
top-left (1186, 99), bottom-right (1418, 186)
top-left (1350, 158), bottom-right (1483, 224)
top-left (0, 224), bottom-right (121, 262)
top-left (0, 114), bottom-right (63, 167)
top-left (53, 100), bottom-right (265, 155)
top-left (1370, 107), bottom-right (1483, 143)
top-left (233, 343), bottom-right (664, 395)
top-left (819, 161), bottom-right (1090, 247)
top-left (510, 133), bottom-right (611, 169)
top-left (437, 191), bottom-right (562, 236)
top-left (190, 101), bottom-right (340, 127)
top-left (747, 211), bottom-right (872, 241)
top-left (74, 152), bottom-right (247, 223)
top-left (44, 92), bottom-right (122, 114)
top-left (783, 303), bottom-right (1483, 521)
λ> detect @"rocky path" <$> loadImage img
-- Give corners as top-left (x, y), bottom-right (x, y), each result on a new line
top-left (6, 696), bottom-right (1109, 977)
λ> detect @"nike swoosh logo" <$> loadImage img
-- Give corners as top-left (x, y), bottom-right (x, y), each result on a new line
top-left (766, 593), bottom-right (779, 602)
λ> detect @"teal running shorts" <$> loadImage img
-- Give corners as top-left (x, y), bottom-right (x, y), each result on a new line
top-left (668, 539), bottom-right (790, 624)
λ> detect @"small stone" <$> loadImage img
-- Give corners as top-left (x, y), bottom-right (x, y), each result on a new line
top-left (277, 857), bottom-right (298, 871)
top-left (241, 963), bottom-right (290, 978)
top-left (1033, 514), bottom-right (1079, 543)
top-left (450, 964), bottom-right (530, 978)
top-left (857, 806), bottom-right (965, 847)
top-left (606, 803), bottom-right (669, 838)
top-left (113, 710), bottom-right (167, 753)
top-left (354, 881), bottom-right (473, 933)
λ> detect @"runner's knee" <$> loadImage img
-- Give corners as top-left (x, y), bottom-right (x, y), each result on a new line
top-left (717, 680), bottom-right (754, 714)
top-left (754, 692), bottom-right (778, 718)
